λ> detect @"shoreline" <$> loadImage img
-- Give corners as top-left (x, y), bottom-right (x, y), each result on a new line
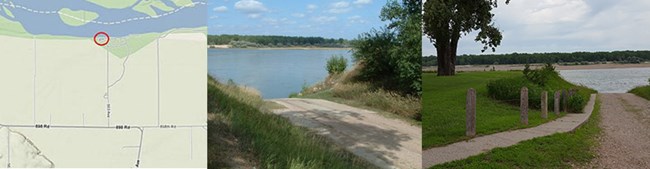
top-left (208, 45), bottom-right (351, 50)
top-left (423, 62), bottom-right (650, 72)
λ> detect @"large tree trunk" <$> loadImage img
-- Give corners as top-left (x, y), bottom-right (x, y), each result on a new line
top-left (436, 46), bottom-right (455, 76)
top-left (436, 27), bottom-right (460, 76)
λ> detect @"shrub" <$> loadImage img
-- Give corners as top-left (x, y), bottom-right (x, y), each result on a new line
top-left (487, 65), bottom-right (591, 113)
top-left (524, 63), bottom-right (557, 86)
top-left (486, 77), bottom-right (543, 109)
top-left (326, 55), bottom-right (348, 75)
top-left (351, 0), bottom-right (421, 96)
top-left (567, 94), bottom-right (586, 113)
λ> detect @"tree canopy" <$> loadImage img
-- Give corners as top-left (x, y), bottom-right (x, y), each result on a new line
top-left (352, 0), bottom-right (422, 96)
top-left (423, 0), bottom-right (509, 75)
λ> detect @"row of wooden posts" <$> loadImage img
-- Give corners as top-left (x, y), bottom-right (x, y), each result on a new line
top-left (465, 87), bottom-right (576, 137)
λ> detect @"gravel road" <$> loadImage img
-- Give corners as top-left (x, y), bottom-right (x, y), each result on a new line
top-left (590, 93), bottom-right (650, 168)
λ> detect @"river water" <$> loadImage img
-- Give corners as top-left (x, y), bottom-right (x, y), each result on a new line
top-left (559, 67), bottom-right (650, 93)
top-left (208, 48), bottom-right (354, 99)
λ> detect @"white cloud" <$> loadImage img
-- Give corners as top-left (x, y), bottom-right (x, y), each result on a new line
top-left (234, 0), bottom-right (269, 18)
top-left (348, 15), bottom-right (366, 24)
top-left (423, 0), bottom-right (650, 55)
top-left (353, 0), bottom-right (372, 5)
top-left (263, 17), bottom-right (296, 25)
top-left (292, 13), bottom-right (305, 18)
top-left (299, 25), bottom-right (312, 28)
top-left (307, 4), bottom-right (318, 10)
top-left (213, 6), bottom-right (228, 12)
top-left (312, 16), bottom-right (338, 23)
top-left (210, 15), bottom-right (219, 19)
top-left (328, 1), bottom-right (351, 13)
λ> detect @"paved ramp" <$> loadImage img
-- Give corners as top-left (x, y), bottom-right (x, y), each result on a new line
top-left (269, 98), bottom-right (421, 169)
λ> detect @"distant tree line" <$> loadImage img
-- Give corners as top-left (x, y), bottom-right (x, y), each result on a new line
top-left (208, 34), bottom-right (351, 48)
top-left (423, 50), bottom-right (650, 66)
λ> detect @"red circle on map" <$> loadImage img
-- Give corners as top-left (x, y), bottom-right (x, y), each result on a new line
top-left (93, 32), bottom-right (110, 46)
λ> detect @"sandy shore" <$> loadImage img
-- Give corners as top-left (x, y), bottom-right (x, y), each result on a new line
top-left (208, 45), bottom-right (230, 48)
top-left (423, 63), bottom-right (650, 72)
top-left (208, 45), bottom-right (350, 50)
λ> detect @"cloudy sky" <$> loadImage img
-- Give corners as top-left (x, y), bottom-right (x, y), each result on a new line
top-left (422, 0), bottom-right (650, 56)
top-left (209, 0), bottom-right (386, 39)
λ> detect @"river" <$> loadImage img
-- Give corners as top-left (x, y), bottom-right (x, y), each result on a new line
top-left (208, 48), bottom-right (354, 99)
top-left (559, 67), bottom-right (650, 93)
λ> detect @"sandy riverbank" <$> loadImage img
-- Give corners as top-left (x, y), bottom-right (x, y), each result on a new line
top-left (208, 45), bottom-right (350, 50)
top-left (423, 62), bottom-right (650, 72)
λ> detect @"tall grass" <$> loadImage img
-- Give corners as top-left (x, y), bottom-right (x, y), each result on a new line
top-left (208, 75), bottom-right (374, 169)
top-left (629, 85), bottom-right (650, 100)
top-left (299, 66), bottom-right (422, 122)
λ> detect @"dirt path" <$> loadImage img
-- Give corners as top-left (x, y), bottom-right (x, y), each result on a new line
top-left (269, 98), bottom-right (421, 169)
top-left (591, 93), bottom-right (650, 168)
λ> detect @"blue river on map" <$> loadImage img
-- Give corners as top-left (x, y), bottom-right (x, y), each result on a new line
top-left (0, 0), bottom-right (205, 37)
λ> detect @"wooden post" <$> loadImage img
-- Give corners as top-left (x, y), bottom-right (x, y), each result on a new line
top-left (466, 88), bottom-right (476, 137)
top-left (541, 91), bottom-right (548, 119)
top-left (562, 89), bottom-right (568, 112)
top-left (554, 91), bottom-right (560, 115)
top-left (520, 87), bottom-right (528, 125)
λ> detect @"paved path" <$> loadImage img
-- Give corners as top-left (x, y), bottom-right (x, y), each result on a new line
top-left (588, 93), bottom-right (650, 168)
top-left (423, 94), bottom-right (597, 168)
top-left (269, 98), bottom-right (421, 169)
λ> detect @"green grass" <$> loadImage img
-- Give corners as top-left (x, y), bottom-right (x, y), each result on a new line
top-left (431, 95), bottom-right (601, 168)
top-left (298, 69), bottom-right (421, 123)
top-left (422, 71), bottom-right (595, 148)
top-left (208, 76), bottom-right (374, 169)
top-left (629, 85), bottom-right (650, 100)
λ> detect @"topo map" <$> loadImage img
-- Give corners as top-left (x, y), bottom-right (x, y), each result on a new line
top-left (0, 0), bottom-right (207, 167)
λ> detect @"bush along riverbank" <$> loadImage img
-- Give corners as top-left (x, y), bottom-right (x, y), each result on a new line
top-left (207, 75), bottom-right (374, 169)
top-left (487, 63), bottom-right (596, 113)
top-left (295, 0), bottom-right (422, 123)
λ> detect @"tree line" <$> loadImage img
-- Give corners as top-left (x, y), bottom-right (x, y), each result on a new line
top-left (208, 34), bottom-right (350, 48)
top-left (423, 50), bottom-right (650, 66)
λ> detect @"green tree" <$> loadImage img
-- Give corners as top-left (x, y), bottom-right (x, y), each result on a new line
top-left (353, 0), bottom-right (422, 96)
top-left (423, 0), bottom-right (509, 76)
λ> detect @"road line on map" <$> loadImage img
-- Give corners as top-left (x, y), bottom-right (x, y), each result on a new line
top-left (108, 43), bottom-right (131, 88)
top-left (135, 127), bottom-right (144, 168)
top-left (33, 36), bottom-right (36, 125)
top-left (6, 127), bottom-right (10, 168)
top-left (157, 38), bottom-right (161, 126)
top-left (190, 127), bottom-right (193, 159)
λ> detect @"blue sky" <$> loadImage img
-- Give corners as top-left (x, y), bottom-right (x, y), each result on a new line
top-left (208, 0), bottom-right (388, 39)
top-left (422, 0), bottom-right (650, 56)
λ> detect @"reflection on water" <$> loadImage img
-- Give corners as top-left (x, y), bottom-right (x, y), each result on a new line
top-left (559, 67), bottom-right (650, 93)
top-left (208, 48), bottom-right (354, 99)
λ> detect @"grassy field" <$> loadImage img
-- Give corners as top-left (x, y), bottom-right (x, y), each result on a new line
top-left (629, 85), bottom-right (650, 100)
top-left (431, 96), bottom-right (601, 168)
top-left (207, 76), bottom-right (374, 169)
top-left (423, 71), bottom-right (595, 148)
